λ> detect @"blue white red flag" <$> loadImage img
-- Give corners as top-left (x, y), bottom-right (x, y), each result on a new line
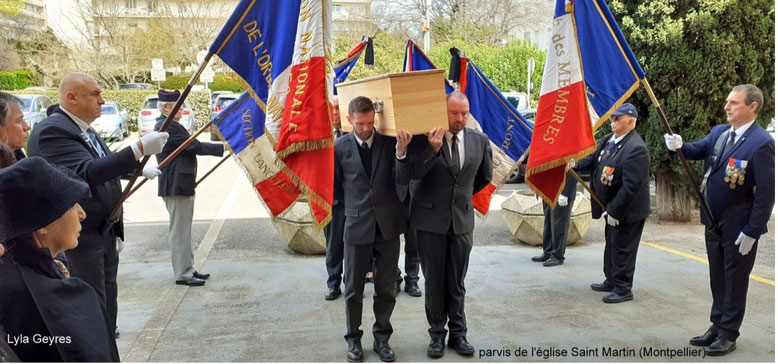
top-left (208, 0), bottom-right (334, 227)
top-left (334, 36), bottom-right (368, 94)
top-left (525, 0), bottom-right (645, 206)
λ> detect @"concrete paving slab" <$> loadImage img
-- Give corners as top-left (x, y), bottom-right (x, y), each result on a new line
top-left (116, 239), bottom-right (774, 362)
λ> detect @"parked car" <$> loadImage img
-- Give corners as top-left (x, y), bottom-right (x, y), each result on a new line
top-left (209, 90), bottom-right (233, 108)
top-left (91, 102), bottom-right (129, 141)
top-left (14, 94), bottom-right (53, 129)
top-left (137, 95), bottom-right (195, 136)
top-left (502, 91), bottom-right (529, 110)
top-left (209, 93), bottom-right (240, 140)
top-left (119, 83), bottom-right (155, 90)
top-left (23, 86), bottom-right (57, 92)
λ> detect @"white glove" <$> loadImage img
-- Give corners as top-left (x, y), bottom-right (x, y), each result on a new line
top-left (558, 195), bottom-right (569, 207)
top-left (142, 166), bottom-right (162, 180)
top-left (140, 131), bottom-right (169, 156)
top-left (116, 237), bottom-right (125, 254)
top-left (664, 133), bottom-right (683, 151)
top-left (734, 232), bottom-right (756, 256)
top-left (606, 213), bottom-right (619, 226)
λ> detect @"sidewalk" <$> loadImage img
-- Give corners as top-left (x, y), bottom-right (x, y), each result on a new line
top-left (115, 214), bottom-right (775, 362)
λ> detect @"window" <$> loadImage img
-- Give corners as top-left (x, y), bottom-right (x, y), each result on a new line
top-left (125, 0), bottom-right (136, 9)
top-left (332, 4), bottom-right (341, 12)
top-left (148, 0), bottom-right (158, 12)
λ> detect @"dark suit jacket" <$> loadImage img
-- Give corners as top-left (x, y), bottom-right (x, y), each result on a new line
top-left (577, 130), bottom-right (651, 223)
top-left (680, 123), bottom-right (775, 239)
top-left (0, 257), bottom-right (119, 362)
top-left (154, 116), bottom-right (224, 197)
top-left (403, 128), bottom-right (493, 235)
top-left (334, 132), bottom-right (407, 245)
top-left (27, 107), bottom-right (138, 244)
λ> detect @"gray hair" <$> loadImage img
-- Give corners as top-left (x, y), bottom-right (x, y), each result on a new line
top-left (157, 100), bottom-right (175, 115)
top-left (732, 84), bottom-right (764, 114)
top-left (0, 91), bottom-right (23, 127)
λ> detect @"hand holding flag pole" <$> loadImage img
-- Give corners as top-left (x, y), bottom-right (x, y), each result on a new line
top-left (126, 119), bottom-right (216, 198)
top-left (104, 52), bottom-right (214, 232)
top-left (640, 79), bottom-right (716, 230)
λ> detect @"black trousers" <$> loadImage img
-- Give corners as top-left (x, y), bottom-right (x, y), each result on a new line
top-left (704, 229), bottom-right (758, 341)
top-left (541, 177), bottom-right (577, 259)
top-left (65, 229), bottom-right (119, 332)
top-left (343, 234), bottom-right (400, 343)
top-left (324, 204), bottom-right (346, 290)
top-left (603, 218), bottom-right (645, 295)
top-left (416, 227), bottom-right (472, 340)
top-left (396, 227), bottom-right (420, 285)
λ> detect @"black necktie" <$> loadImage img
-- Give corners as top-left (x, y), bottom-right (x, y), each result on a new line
top-left (722, 130), bottom-right (737, 156)
top-left (335, 129), bottom-right (342, 138)
top-left (358, 140), bottom-right (371, 178)
top-left (451, 135), bottom-right (461, 175)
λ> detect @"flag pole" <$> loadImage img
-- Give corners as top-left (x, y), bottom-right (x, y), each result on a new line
top-left (125, 120), bottom-right (214, 198)
top-left (104, 53), bottom-right (214, 233)
top-left (569, 169), bottom-right (605, 210)
top-left (196, 153), bottom-right (231, 187)
top-left (640, 79), bottom-right (716, 228)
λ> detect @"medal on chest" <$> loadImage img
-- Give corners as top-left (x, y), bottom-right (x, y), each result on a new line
top-left (600, 166), bottom-right (615, 186)
top-left (724, 158), bottom-right (747, 189)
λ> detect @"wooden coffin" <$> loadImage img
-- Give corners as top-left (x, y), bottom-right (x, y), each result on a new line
top-left (336, 69), bottom-right (448, 135)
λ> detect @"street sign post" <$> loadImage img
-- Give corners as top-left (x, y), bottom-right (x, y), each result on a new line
top-left (151, 58), bottom-right (165, 87)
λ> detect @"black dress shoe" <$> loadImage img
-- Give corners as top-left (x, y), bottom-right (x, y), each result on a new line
top-left (689, 329), bottom-right (717, 347)
top-left (394, 281), bottom-right (401, 297)
top-left (325, 287), bottom-right (342, 300)
top-left (192, 271), bottom-right (210, 280)
top-left (347, 340), bottom-right (363, 362)
top-left (114, 328), bottom-right (120, 339)
top-left (448, 336), bottom-right (474, 355)
top-left (590, 282), bottom-right (613, 292)
top-left (175, 276), bottom-right (205, 286)
top-left (373, 341), bottom-right (396, 362)
top-left (705, 338), bottom-right (736, 356)
top-left (531, 253), bottom-right (550, 262)
top-left (602, 291), bottom-right (633, 303)
top-left (404, 282), bottom-right (422, 297)
top-left (427, 338), bottom-right (445, 358)
top-left (543, 256), bottom-right (563, 267)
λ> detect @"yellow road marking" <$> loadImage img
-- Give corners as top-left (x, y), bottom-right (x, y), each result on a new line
top-left (641, 241), bottom-right (775, 287)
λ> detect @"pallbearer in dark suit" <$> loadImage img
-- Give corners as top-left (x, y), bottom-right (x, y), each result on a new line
top-left (664, 84), bottom-right (774, 356)
top-left (576, 103), bottom-right (650, 304)
top-left (402, 91), bottom-right (493, 358)
top-left (154, 89), bottom-right (224, 286)
top-left (325, 95), bottom-right (348, 300)
top-left (27, 73), bottom-right (168, 336)
top-left (335, 96), bottom-right (411, 362)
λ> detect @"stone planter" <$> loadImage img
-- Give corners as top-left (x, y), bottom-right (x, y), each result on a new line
top-left (501, 190), bottom-right (592, 246)
top-left (271, 199), bottom-right (326, 255)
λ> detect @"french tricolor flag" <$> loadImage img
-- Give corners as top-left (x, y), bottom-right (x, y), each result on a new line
top-left (525, 0), bottom-right (644, 206)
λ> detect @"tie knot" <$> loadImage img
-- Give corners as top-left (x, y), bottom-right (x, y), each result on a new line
top-left (361, 141), bottom-right (369, 149)
top-left (730, 131), bottom-right (737, 139)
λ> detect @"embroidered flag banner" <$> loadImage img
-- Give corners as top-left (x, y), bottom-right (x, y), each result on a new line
top-left (208, 0), bottom-right (334, 228)
top-left (212, 92), bottom-right (299, 215)
top-left (525, 0), bottom-right (645, 206)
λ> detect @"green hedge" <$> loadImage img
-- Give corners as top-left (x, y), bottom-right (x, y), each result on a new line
top-left (161, 73), bottom-right (244, 92)
top-left (0, 70), bottom-right (33, 91)
top-left (12, 89), bottom-right (211, 131)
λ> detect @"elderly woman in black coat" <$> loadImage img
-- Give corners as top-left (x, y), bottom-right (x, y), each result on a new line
top-left (0, 157), bottom-right (119, 362)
